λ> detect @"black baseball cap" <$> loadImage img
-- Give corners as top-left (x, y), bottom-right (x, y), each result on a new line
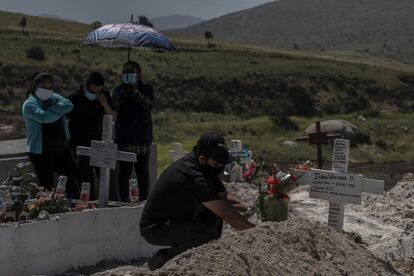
top-left (194, 133), bottom-right (234, 165)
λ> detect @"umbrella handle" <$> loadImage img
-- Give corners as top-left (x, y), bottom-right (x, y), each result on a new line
top-left (128, 14), bottom-right (133, 62)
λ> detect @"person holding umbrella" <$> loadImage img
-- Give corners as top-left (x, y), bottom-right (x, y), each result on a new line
top-left (81, 20), bottom-right (175, 201)
top-left (111, 61), bottom-right (154, 202)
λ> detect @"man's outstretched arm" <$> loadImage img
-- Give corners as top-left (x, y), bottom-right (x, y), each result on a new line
top-left (217, 192), bottom-right (249, 212)
top-left (203, 200), bottom-right (255, 231)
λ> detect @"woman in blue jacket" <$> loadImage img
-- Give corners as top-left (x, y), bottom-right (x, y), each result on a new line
top-left (22, 72), bottom-right (80, 198)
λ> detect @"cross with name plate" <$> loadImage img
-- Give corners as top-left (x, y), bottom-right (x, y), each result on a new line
top-left (76, 115), bottom-right (137, 208)
top-left (295, 139), bottom-right (385, 232)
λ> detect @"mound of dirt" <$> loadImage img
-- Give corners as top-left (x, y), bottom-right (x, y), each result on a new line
top-left (95, 218), bottom-right (397, 276)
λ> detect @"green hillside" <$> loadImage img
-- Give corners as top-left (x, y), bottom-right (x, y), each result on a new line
top-left (1, 10), bottom-right (414, 169)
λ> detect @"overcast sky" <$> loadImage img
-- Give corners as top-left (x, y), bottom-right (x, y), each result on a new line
top-left (0, 0), bottom-right (274, 23)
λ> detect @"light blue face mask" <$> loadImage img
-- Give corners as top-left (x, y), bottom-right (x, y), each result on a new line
top-left (122, 73), bottom-right (138, 85)
top-left (84, 89), bottom-right (97, 101)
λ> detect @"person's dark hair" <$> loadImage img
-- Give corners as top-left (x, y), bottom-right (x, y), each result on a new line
top-left (27, 72), bottom-right (53, 97)
top-left (123, 61), bottom-right (142, 73)
top-left (86, 71), bottom-right (104, 87)
top-left (192, 133), bottom-right (231, 164)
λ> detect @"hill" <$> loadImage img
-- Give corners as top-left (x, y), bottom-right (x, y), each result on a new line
top-left (170, 0), bottom-right (414, 64)
top-left (1, 10), bottom-right (414, 166)
top-left (151, 15), bottom-right (203, 30)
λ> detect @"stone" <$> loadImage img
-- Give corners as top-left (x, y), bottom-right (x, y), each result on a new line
top-left (283, 140), bottom-right (297, 147)
top-left (37, 210), bottom-right (50, 220)
top-left (305, 120), bottom-right (358, 141)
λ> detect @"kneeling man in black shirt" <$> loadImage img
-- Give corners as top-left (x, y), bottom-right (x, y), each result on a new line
top-left (140, 133), bottom-right (255, 270)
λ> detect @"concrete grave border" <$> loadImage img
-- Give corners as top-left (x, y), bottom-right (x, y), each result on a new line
top-left (0, 204), bottom-right (158, 276)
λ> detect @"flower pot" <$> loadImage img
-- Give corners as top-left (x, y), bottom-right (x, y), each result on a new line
top-left (262, 197), bottom-right (289, 222)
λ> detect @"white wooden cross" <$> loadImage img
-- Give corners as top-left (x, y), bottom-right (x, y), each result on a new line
top-left (168, 143), bottom-right (186, 162)
top-left (295, 139), bottom-right (384, 232)
top-left (76, 115), bottom-right (137, 208)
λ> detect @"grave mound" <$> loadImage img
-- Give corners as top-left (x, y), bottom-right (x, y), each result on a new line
top-left (95, 217), bottom-right (397, 275)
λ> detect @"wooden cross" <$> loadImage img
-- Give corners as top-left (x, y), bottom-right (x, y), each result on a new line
top-left (296, 121), bottom-right (342, 169)
top-left (168, 143), bottom-right (186, 162)
top-left (76, 115), bottom-right (137, 208)
top-left (295, 139), bottom-right (384, 232)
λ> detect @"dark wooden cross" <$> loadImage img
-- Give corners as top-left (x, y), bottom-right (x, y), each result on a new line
top-left (296, 121), bottom-right (342, 169)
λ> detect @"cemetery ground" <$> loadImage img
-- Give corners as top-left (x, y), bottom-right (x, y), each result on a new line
top-left (72, 174), bottom-right (413, 275)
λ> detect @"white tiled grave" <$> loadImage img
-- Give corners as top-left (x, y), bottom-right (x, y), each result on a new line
top-left (0, 138), bottom-right (160, 276)
top-left (0, 204), bottom-right (158, 276)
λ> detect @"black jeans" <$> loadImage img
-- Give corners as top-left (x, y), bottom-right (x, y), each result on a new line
top-left (77, 155), bottom-right (98, 200)
top-left (118, 152), bottom-right (150, 202)
top-left (29, 149), bottom-right (80, 199)
top-left (141, 207), bottom-right (223, 259)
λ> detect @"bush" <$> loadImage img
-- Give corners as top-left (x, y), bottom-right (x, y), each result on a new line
top-left (288, 85), bottom-right (317, 116)
top-left (269, 108), bottom-right (298, 131)
top-left (26, 47), bottom-right (46, 61)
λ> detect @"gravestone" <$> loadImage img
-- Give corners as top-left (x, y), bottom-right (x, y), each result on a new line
top-left (77, 115), bottom-right (137, 207)
top-left (227, 140), bottom-right (246, 182)
top-left (295, 139), bottom-right (384, 232)
top-left (168, 143), bottom-right (186, 162)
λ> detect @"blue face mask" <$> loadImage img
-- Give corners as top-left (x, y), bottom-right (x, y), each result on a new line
top-left (84, 89), bottom-right (97, 101)
top-left (122, 73), bottom-right (138, 85)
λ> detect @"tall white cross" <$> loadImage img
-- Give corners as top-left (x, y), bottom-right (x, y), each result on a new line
top-left (76, 115), bottom-right (137, 208)
top-left (295, 139), bottom-right (385, 232)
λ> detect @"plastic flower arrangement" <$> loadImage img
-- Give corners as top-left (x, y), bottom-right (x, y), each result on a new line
top-left (26, 189), bottom-right (71, 219)
top-left (259, 164), bottom-right (297, 222)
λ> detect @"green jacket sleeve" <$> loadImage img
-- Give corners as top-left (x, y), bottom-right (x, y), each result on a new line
top-left (22, 100), bottom-right (64, 124)
top-left (46, 94), bottom-right (73, 114)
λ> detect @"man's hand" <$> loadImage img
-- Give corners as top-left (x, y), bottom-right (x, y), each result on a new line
top-left (218, 192), bottom-right (249, 212)
top-left (42, 98), bottom-right (55, 109)
top-left (227, 193), bottom-right (249, 212)
top-left (96, 92), bottom-right (108, 107)
top-left (96, 92), bottom-right (116, 117)
top-left (203, 200), bottom-right (255, 231)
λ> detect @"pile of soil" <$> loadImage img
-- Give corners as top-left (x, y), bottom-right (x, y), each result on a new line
top-left (95, 218), bottom-right (397, 276)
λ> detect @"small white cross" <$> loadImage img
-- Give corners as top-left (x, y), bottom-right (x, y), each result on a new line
top-left (76, 115), bottom-right (137, 207)
top-left (168, 143), bottom-right (186, 162)
top-left (295, 139), bottom-right (385, 232)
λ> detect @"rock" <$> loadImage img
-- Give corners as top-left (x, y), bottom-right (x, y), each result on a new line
top-left (358, 115), bottom-right (367, 121)
top-left (283, 140), bottom-right (297, 147)
top-left (37, 210), bottom-right (50, 220)
top-left (305, 120), bottom-right (366, 143)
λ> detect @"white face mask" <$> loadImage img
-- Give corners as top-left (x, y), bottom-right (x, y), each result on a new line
top-left (35, 87), bottom-right (53, 101)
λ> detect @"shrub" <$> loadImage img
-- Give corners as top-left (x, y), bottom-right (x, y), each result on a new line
top-left (269, 108), bottom-right (298, 131)
top-left (288, 85), bottom-right (317, 116)
top-left (26, 47), bottom-right (46, 61)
